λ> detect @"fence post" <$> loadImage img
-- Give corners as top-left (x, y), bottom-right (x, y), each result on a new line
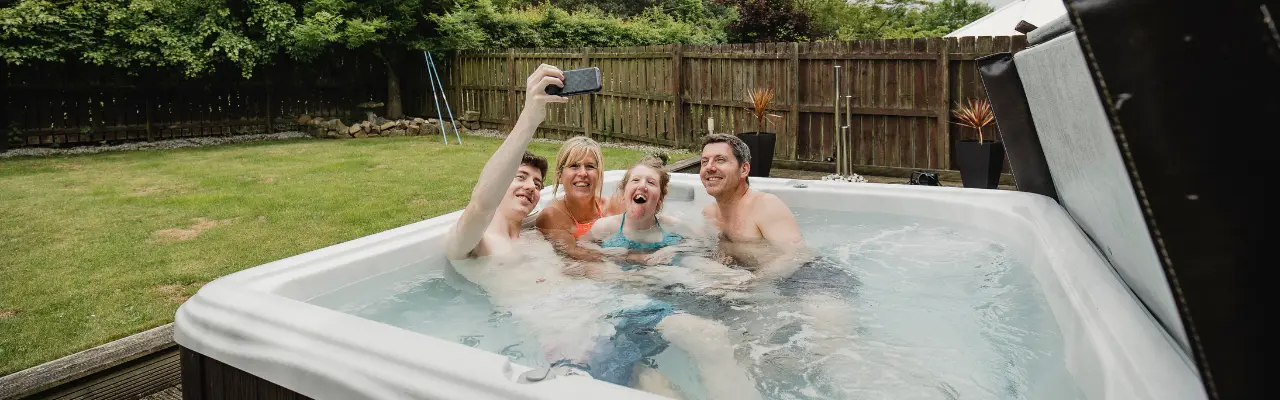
top-left (507, 49), bottom-right (517, 131)
top-left (789, 42), bottom-right (800, 161)
top-left (937, 38), bottom-right (951, 170)
top-left (670, 44), bottom-right (683, 149)
top-left (145, 96), bottom-right (154, 142)
top-left (583, 49), bottom-right (593, 140)
top-left (265, 86), bottom-right (273, 134)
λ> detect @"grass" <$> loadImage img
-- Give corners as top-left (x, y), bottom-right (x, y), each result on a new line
top-left (0, 135), bottom-right (689, 376)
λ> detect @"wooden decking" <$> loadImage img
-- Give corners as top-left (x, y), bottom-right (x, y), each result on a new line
top-left (0, 324), bottom-right (179, 400)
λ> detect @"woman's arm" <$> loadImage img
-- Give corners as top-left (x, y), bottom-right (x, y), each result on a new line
top-left (445, 65), bottom-right (566, 260)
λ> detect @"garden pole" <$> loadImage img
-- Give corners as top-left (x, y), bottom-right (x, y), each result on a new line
top-left (833, 65), bottom-right (841, 175)
top-left (428, 51), bottom-right (462, 145)
top-left (424, 51), bottom-right (449, 144)
top-left (845, 94), bottom-right (853, 176)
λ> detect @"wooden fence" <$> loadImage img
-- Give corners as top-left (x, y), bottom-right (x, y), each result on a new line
top-left (4, 37), bottom-right (1023, 175)
top-left (456, 36), bottom-right (1025, 173)
top-left (1, 51), bottom-right (451, 148)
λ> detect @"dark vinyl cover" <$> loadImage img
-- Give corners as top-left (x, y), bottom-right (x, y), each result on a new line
top-left (1064, 0), bottom-right (1274, 398)
top-left (976, 53), bottom-right (1059, 201)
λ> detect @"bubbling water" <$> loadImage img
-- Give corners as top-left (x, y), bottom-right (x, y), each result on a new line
top-left (308, 206), bottom-right (1080, 400)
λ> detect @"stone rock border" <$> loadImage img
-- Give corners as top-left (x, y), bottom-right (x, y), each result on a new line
top-left (1, 124), bottom-right (692, 161)
top-left (821, 173), bottom-right (869, 183)
top-left (300, 114), bottom-right (446, 139)
top-left (0, 132), bottom-right (311, 159)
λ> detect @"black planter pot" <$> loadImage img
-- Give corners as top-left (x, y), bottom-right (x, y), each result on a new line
top-left (955, 140), bottom-right (1006, 189)
top-left (736, 132), bottom-right (776, 177)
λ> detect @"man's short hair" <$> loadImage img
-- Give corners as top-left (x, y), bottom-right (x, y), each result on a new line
top-left (700, 134), bottom-right (751, 165)
top-left (521, 151), bottom-right (548, 180)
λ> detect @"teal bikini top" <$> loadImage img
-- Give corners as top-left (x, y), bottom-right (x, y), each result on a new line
top-left (601, 213), bottom-right (683, 250)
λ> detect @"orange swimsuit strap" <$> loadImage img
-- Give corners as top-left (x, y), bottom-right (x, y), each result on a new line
top-left (564, 200), bottom-right (603, 238)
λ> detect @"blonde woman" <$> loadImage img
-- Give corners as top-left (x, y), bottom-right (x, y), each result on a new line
top-left (536, 136), bottom-right (625, 261)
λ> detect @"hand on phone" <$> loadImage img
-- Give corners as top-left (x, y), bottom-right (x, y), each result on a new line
top-left (545, 67), bottom-right (602, 97)
top-left (525, 64), bottom-right (569, 111)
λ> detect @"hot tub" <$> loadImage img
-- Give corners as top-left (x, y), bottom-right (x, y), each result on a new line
top-left (174, 171), bottom-right (1204, 400)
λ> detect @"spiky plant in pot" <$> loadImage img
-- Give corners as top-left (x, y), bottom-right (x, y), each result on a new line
top-left (738, 88), bottom-right (782, 177)
top-left (744, 88), bottom-right (782, 132)
top-left (951, 98), bottom-right (1005, 189)
top-left (951, 99), bottom-right (996, 142)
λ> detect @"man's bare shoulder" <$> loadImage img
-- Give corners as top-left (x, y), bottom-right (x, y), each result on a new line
top-left (750, 191), bottom-right (792, 214)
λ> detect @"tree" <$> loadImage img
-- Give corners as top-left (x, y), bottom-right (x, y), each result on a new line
top-left (716, 0), bottom-right (815, 43)
top-left (1, 0), bottom-right (294, 78)
top-left (288, 0), bottom-right (449, 119)
top-left (916, 0), bottom-right (994, 34)
top-left (430, 0), bottom-right (727, 50)
top-left (796, 0), bottom-right (994, 40)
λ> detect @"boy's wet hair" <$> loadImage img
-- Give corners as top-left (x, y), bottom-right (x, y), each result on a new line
top-left (521, 151), bottom-right (548, 180)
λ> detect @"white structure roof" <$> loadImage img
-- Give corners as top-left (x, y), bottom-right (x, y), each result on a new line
top-left (945, 0), bottom-right (1068, 37)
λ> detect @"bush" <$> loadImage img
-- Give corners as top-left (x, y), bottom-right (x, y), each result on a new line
top-left (431, 0), bottom-right (728, 50)
top-left (716, 0), bottom-right (816, 43)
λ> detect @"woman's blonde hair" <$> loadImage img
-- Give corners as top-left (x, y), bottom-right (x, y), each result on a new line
top-left (552, 136), bottom-right (605, 201)
top-left (617, 156), bottom-right (670, 212)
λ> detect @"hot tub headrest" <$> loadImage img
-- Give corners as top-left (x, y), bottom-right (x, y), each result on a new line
top-left (667, 182), bottom-right (696, 202)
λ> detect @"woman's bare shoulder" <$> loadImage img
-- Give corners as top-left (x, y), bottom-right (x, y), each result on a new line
top-left (535, 202), bottom-right (569, 229)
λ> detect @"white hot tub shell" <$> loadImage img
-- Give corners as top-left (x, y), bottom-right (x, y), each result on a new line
top-left (174, 171), bottom-right (1205, 400)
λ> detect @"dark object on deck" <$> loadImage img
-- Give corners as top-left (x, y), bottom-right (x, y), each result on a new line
top-left (736, 132), bottom-right (775, 177)
top-left (954, 141), bottom-right (1006, 189)
top-left (977, 53), bottom-right (1059, 201)
top-left (1014, 20), bottom-right (1038, 34)
top-left (1027, 15), bottom-right (1075, 46)
top-left (181, 347), bottom-right (312, 400)
top-left (908, 170), bottom-right (940, 186)
top-left (1064, 0), bottom-right (1272, 398)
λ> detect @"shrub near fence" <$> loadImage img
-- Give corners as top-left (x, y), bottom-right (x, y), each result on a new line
top-left (456, 36), bottom-right (1025, 174)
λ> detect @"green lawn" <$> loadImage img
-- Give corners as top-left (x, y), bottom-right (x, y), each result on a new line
top-left (0, 135), bottom-right (687, 376)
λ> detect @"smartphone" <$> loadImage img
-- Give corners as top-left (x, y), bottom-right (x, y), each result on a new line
top-left (545, 67), bottom-right (602, 96)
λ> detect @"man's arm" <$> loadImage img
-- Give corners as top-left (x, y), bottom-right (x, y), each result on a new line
top-left (749, 194), bottom-right (810, 281)
top-left (445, 65), bottom-right (565, 260)
top-left (756, 194), bottom-right (805, 248)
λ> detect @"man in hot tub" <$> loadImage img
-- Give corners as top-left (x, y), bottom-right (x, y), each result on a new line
top-left (444, 64), bottom-right (760, 400)
top-left (696, 134), bottom-right (858, 296)
top-left (695, 134), bottom-right (860, 354)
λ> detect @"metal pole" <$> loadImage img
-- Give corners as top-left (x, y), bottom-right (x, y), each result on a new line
top-left (424, 51), bottom-right (449, 144)
top-left (845, 94), bottom-right (853, 176)
top-left (428, 51), bottom-right (462, 145)
top-left (833, 65), bottom-right (841, 175)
